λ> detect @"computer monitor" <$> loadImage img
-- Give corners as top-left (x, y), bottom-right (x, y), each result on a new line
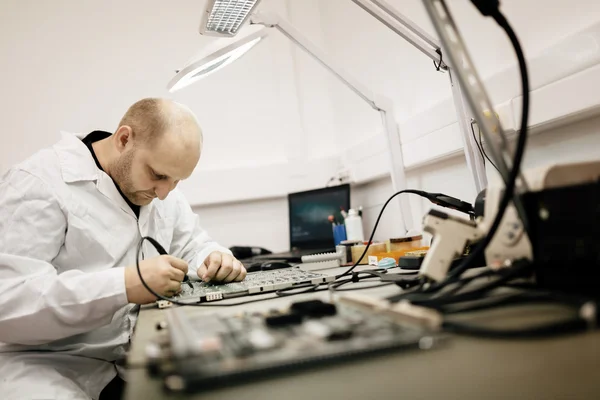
top-left (288, 184), bottom-right (351, 251)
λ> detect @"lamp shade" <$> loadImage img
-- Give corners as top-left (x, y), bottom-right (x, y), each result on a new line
top-left (167, 25), bottom-right (269, 92)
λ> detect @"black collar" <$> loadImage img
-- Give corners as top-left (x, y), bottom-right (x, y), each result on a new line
top-left (81, 131), bottom-right (141, 218)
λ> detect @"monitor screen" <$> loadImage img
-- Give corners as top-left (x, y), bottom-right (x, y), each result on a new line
top-left (288, 184), bottom-right (350, 250)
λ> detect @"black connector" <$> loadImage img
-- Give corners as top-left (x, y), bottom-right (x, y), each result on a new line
top-left (431, 194), bottom-right (474, 215)
top-left (470, 0), bottom-right (500, 17)
top-left (290, 300), bottom-right (337, 318)
top-left (423, 192), bottom-right (475, 215)
top-left (265, 313), bottom-right (303, 327)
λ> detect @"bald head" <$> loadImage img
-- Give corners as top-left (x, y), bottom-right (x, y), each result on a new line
top-left (118, 98), bottom-right (203, 151)
top-left (97, 98), bottom-right (205, 206)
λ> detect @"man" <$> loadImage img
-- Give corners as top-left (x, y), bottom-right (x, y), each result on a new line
top-left (0, 98), bottom-right (246, 399)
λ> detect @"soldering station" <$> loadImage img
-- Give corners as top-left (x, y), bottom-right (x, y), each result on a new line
top-left (5, 0), bottom-right (597, 398)
top-left (125, 0), bottom-right (600, 396)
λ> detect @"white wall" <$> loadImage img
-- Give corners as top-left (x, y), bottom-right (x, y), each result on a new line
top-left (2, 0), bottom-right (600, 253)
top-left (195, 110), bottom-right (600, 252)
top-left (192, 197), bottom-right (289, 252)
top-left (318, 0), bottom-right (600, 142)
top-left (0, 0), bottom-right (340, 205)
top-left (354, 113), bottom-right (600, 244)
top-left (192, 0), bottom-right (600, 251)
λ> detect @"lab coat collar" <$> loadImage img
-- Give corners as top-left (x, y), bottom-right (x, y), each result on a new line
top-left (54, 131), bottom-right (153, 221)
top-left (55, 131), bottom-right (99, 183)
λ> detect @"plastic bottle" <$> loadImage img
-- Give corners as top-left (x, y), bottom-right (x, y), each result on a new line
top-left (344, 208), bottom-right (365, 242)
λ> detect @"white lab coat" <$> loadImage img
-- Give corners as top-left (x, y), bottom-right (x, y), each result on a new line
top-left (0, 132), bottom-right (231, 399)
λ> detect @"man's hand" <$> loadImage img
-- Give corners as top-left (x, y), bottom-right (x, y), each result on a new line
top-left (124, 255), bottom-right (188, 304)
top-left (198, 252), bottom-right (246, 283)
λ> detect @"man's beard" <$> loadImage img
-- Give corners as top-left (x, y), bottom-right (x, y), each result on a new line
top-left (110, 150), bottom-right (154, 206)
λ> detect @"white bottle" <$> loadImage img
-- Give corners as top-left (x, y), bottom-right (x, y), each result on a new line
top-left (344, 208), bottom-right (365, 242)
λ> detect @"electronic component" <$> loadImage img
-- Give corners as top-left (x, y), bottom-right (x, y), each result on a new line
top-left (398, 249), bottom-right (430, 269)
top-left (398, 255), bottom-right (424, 270)
top-left (298, 259), bottom-right (341, 271)
top-left (147, 296), bottom-right (444, 393)
top-left (420, 210), bottom-right (484, 282)
top-left (405, 249), bottom-right (429, 257)
top-left (161, 267), bottom-right (335, 306)
top-left (301, 251), bottom-right (343, 263)
top-left (290, 299), bottom-right (337, 318)
top-left (417, 160), bottom-right (600, 297)
top-left (336, 293), bottom-right (443, 331)
top-left (482, 160), bottom-right (600, 296)
top-left (246, 260), bottom-right (292, 272)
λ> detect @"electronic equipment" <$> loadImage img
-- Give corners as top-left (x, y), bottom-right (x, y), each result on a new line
top-left (246, 260), bottom-right (293, 273)
top-left (300, 250), bottom-right (344, 263)
top-left (229, 246), bottom-right (273, 260)
top-left (298, 259), bottom-right (341, 271)
top-left (157, 268), bottom-right (336, 307)
top-left (146, 295), bottom-right (444, 393)
top-left (414, 1), bottom-right (600, 298)
top-left (255, 184), bottom-right (351, 261)
top-left (420, 160), bottom-right (600, 296)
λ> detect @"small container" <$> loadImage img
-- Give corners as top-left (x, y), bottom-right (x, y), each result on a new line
top-left (335, 245), bottom-right (349, 264)
top-left (344, 209), bottom-right (365, 241)
top-left (367, 246), bottom-right (430, 265)
top-left (332, 225), bottom-right (347, 246)
top-left (386, 235), bottom-right (423, 253)
top-left (351, 242), bottom-right (386, 265)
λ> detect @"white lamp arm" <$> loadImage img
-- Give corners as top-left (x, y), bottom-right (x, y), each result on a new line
top-left (251, 11), bottom-right (414, 232)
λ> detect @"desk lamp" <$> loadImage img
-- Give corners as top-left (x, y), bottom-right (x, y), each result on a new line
top-left (185, 0), bottom-right (491, 193)
top-left (168, 0), bottom-right (531, 281)
top-left (168, 3), bottom-right (415, 232)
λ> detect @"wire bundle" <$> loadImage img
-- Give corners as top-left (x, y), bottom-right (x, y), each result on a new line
top-left (132, 2), bottom-right (599, 337)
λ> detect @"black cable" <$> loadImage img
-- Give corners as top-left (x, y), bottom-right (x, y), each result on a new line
top-left (471, 120), bottom-right (486, 167)
top-left (328, 274), bottom-right (395, 292)
top-left (139, 236), bottom-right (191, 285)
top-left (336, 190), bottom-right (415, 280)
top-left (470, 119), bottom-right (500, 173)
top-left (276, 269), bottom-right (392, 296)
top-left (477, 124), bottom-right (500, 173)
top-left (436, 283), bottom-right (598, 338)
top-left (136, 236), bottom-right (204, 307)
top-left (275, 283), bottom-right (323, 297)
top-left (336, 189), bottom-right (473, 280)
top-left (438, 291), bottom-right (564, 314)
top-left (137, 237), bottom-right (398, 308)
top-left (137, 236), bottom-right (298, 307)
top-left (387, 265), bottom-right (495, 303)
top-left (415, 259), bottom-right (534, 308)
top-left (449, 9), bottom-right (530, 277)
top-left (433, 48), bottom-right (445, 71)
top-left (427, 268), bottom-right (497, 300)
top-left (447, 8), bottom-right (530, 280)
top-left (442, 316), bottom-right (591, 339)
top-left (333, 282), bottom-right (395, 292)
top-left (390, 7), bottom-right (532, 299)
top-left (331, 269), bottom-right (386, 288)
top-left (201, 280), bottom-right (398, 306)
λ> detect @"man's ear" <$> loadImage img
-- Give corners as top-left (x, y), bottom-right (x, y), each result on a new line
top-left (114, 125), bottom-right (134, 153)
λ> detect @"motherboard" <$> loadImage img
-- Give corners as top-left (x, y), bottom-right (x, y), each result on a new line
top-left (163, 267), bottom-right (336, 305)
top-left (147, 295), bottom-right (445, 392)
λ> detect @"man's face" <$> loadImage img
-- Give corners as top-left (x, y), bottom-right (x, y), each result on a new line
top-left (110, 134), bottom-right (200, 206)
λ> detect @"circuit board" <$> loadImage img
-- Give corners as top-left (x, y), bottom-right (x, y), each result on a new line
top-left (147, 295), bottom-right (444, 392)
top-left (167, 267), bottom-right (336, 304)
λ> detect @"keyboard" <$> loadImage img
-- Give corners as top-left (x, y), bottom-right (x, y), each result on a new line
top-left (252, 248), bottom-right (337, 262)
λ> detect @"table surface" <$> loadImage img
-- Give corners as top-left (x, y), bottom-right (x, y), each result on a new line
top-left (124, 266), bottom-right (600, 400)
